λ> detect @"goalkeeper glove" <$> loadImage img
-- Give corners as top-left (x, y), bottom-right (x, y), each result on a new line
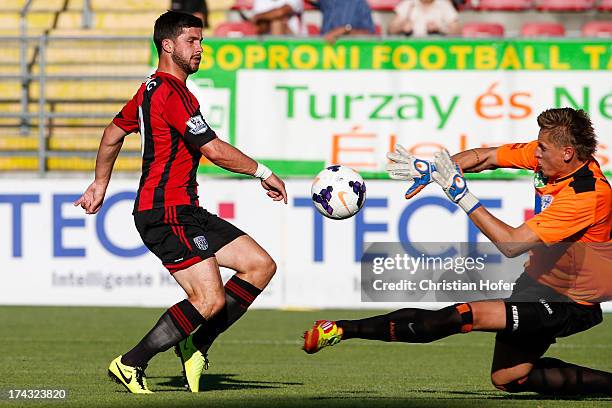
top-left (431, 149), bottom-right (481, 214)
top-left (386, 144), bottom-right (436, 199)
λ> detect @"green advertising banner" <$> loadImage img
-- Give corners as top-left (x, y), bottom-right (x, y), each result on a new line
top-left (150, 39), bottom-right (612, 179)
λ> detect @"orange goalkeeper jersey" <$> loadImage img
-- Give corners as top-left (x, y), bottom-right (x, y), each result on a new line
top-left (496, 141), bottom-right (612, 302)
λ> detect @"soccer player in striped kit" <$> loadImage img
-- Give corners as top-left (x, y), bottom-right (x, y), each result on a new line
top-left (75, 11), bottom-right (287, 393)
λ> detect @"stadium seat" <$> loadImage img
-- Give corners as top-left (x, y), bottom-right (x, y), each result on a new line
top-left (521, 22), bottom-right (565, 36)
top-left (0, 137), bottom-right (38, 151)
top-left (208, 0), bottom-right (236, 10)
top-left (48, 136), bottom-right (140, 151)
top-left (231, 0), bottom-right (328, 11)
top-left (1, 0), bottom-right (24, 11)
top-left (213, 21), bottom-right (258, 37)
top-left (45, 46), bottom-right (150, 65)
top-left (0, 157), bottom-right (38, 171)
top-left (94, 12), bottom-right (159, 30)
top-left (90, 0), bottom-right (167, 10)
top-left (597, 0), bottom-right (612, 11)
top-left (29, 80), bottom-right (140, 101)
top-left (367, 0), bottom-right (402, 11)
top-left (476, 0), bottom-right (533, 10)
top-left (306, 23), bottom-right (320, 36)
top-left (582, 21), bottom-right (612, 36)
top-left (231, 0), bottom-right (253, 9)
top-left (3, 0), bottom-right (70, 11)
top-left (46, 156), bottom-right (141, 171)
top-left (536, 0), bottom-right (595, 11)
top-left (0, 82), bottom-right (21, 100)
top-left (462, 23), bottom-right (505, 37)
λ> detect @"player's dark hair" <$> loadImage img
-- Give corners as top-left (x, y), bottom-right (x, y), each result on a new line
top-left (537, 108), bottom-right (597, 161)
top-left (154, 11), bottom-right (203, 56)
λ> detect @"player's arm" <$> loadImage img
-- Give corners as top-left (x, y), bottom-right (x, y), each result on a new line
top-left (200, 137), bottom-right (256, 173)
top-left (200, 138), bottom-right (288, 204)
top-left (468, 207), bottom-right (541, 257)
top-left (74, 122), bottom-right (128, 214)
top-left (165, 90), bottom-right (288, 203)
top-left (431, 149), bottom-right (542, 258)
top-left (253, 4), bottom-right (295, 22)
top-left (452, 147), bottom-right (500, 173)
top-left (94, 122), bottom-right (128, 185)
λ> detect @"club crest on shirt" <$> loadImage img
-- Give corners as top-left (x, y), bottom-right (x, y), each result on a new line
top-left (193, 235), bottom-right (208, 251)
top-left (541, 194), bottom-right (553, 211)
top-left (186, 115), bottom-right (208, 135)
top-left (533, 171), bottom-right (547, 189)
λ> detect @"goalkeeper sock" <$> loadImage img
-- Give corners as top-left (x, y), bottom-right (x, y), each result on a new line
top-left (122, 299), bottom-right (204, 367)
top-left (499, 358), bottom-right (612, 395)
top-left (337, 304), bottom-right (472, 343)
top-left (192, 275), bottom-right (262, 353)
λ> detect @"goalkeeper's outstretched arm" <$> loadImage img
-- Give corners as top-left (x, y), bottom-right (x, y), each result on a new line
top-left (452, 147), bottom-right (500, 174)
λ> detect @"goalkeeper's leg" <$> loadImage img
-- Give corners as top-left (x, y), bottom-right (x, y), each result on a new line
top-left (303, 301), bottom-right (505, 353)
top-left (491, 299), bottom-right (610, 395)
top-left (337, 302), bottom-right (499, 342)
top-left (491, 339), bottom-right (612, 395)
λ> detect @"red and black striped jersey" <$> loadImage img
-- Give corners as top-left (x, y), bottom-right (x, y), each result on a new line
top-left (113, 71), bottom-right (217, 213)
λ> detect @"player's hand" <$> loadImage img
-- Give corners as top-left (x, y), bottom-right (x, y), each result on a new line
top-left (431, 149), bottom-right (481, 213)
top-left (261, 173), bottom-right (288, 204)
top-left (386, 144), bottom-right (436, 199)
top-left (426, 21), bottom-right (440, 33)
top-left (73, 180), bottom-right (107, 214)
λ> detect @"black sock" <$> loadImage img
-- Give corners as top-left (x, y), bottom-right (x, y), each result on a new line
top-left (121, 299), bottom-right (205, 367)
top-left (337, 304), bottom-right (472, 343)
top-left (501, 357), bottom-right (612, 395)
top-left (192, 275), bottom-right (262, 353)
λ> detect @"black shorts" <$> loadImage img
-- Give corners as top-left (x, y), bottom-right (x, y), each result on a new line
top-left (496, 273), bottom-right (603, 354)
top-left (134, 205), bottom-right (245, 273)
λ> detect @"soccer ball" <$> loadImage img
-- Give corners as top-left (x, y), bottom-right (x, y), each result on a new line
top-left (311, 165), bottom-right (366, 220)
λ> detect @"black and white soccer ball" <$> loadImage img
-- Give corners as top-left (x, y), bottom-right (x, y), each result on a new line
top-left (311, 165), bottom-right (366, 220)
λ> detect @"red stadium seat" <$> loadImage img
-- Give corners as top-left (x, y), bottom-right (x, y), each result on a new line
top-left (521, 22), bottom-right (565, 36)
top-left (233, 0), bottom-right (318, 10)
top-left (231, 0), bottom-right (253, 10)
top-left (306, 23), bottom-right (320, 35)
top-left (582, 21), bottom-right (612, 37)
top-left (213, 21), bottom-right (258, 37)
top-left (367, 0), bottom-right (402, 11)
top-left (462, 22), bottom-right (505, 37)
top-left (476, 0), bottom-right (532, 10)
top-left (536, 0), bottom-right (595, 11)
top-left (598, 0), bottom-right (612, 11)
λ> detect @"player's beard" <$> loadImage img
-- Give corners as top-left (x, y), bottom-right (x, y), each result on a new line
top-left (172, 52), bottom-right (199, 75)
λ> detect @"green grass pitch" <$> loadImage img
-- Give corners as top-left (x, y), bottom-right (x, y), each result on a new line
top-left (0, 307), bottom-right (610, 407)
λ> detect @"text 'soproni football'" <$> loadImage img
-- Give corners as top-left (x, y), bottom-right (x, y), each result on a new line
top-left (311, 165), bottom-right (366, 220)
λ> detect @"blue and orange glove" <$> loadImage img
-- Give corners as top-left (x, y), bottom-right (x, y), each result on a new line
top-left (386, 144), bottom-right (436, 199)
top-left (431, 149), bottom-right (481, 214)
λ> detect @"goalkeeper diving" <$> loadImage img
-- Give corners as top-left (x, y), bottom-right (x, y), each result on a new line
top-left (303, 107), bottom-right (612, 395)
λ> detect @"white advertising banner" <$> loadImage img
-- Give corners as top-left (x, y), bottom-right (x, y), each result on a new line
top-left (235, 70), bottom-right (612, 173)
top-left (0, 178), bottom-right (610, 311)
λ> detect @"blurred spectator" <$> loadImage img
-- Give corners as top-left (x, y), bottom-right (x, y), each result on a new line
top-left (171, 0), bottom-right (209, 28)
top-left (311, 0), bottom-right (376, 44)
top-left (388, 0), bottom-right (460, 37)
top-left (252, 0), bottom-right (305, 35)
